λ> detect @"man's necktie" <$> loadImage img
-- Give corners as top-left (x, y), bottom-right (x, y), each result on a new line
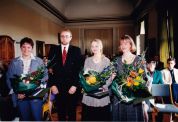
top-left (62, 47), bottom-right (67, 65)
top-left (170, 70), bottom-right (176, 84)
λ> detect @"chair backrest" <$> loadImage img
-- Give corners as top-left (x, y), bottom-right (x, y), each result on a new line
top-left (151, 84), bottom-right (170, 97)
top-left (171, 84), bottom-right (178, 103)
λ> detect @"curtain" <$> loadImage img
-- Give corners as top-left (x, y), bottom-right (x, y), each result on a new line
top-left (159, 10), bottom-right (174, 67)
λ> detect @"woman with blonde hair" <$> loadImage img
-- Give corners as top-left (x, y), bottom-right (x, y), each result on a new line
top-left (111, 35), bottom-right (147, 121)
top-left (81, 39), bottom-right (114, 121)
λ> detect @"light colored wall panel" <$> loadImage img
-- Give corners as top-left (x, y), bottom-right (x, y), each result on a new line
top-left (0, 0), bottom-right (63, 57)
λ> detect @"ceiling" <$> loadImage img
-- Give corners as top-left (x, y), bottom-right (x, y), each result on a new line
top-left (32, 0), bottom-right (144, 23)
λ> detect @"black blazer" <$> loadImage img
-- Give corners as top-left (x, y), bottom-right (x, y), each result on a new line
top-left (48, 45), bottom-right (82, 93)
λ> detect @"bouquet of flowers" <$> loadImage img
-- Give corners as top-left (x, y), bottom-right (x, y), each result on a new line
top-left (112, 51), bottom-right (152, 103)
top-left (79, 60), bottom-right (117, 93)
top-left (11, 65), bottom-right (47, 96)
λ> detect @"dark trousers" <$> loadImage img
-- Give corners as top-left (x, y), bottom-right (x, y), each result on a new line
top-left (18, 99), bottom-right (43, 121)
top-left (56, 93), bottom-right (78, 121)
top-left (82, 103), bottom-right (111, 121)
top-left (0, 96), bottom-right (15, 121)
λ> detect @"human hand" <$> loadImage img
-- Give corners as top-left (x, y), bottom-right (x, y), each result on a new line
top-left (99, 85), bottom-right (108, 92)
top-left (18, 94), bottom-right (25, 99)
top-left (68, 86), bottom-right (77, 94)
top-left (51, 85), bottom-right (59, 94)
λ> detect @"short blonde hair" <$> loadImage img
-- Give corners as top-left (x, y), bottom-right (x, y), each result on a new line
top-left (90, 39), bottom-right (103, 55)
top-left (118, 35), bottom-right (136, 53)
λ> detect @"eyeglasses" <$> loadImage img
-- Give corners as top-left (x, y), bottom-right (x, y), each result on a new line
top-left (60, 35), bottom-right (72, 38)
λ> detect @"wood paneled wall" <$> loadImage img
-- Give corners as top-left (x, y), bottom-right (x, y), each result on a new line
top-left (118, 25), bottom-right (135, 40)
top-left (84, 29), bottom-right (113, 57)
top-left (70, 28), bottom-right (80, 46)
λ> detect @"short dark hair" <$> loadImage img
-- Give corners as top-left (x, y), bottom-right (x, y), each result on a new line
top-left (167, 57), bottom-right (176, 63)
top-left (20, 37), bottom-right (34, 48)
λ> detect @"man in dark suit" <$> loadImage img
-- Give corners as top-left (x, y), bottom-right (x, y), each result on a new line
top-left (48, 29), bottom-right (82, 121)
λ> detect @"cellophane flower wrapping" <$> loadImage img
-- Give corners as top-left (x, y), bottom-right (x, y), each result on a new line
top-left (111, 51), bottom-right (152, 104)
top-left (11, 65), bottom-right (46, 96)
top-left (79, 60), bottom-right (117, 93)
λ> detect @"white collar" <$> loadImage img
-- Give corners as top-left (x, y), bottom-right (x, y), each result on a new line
top-left (19, 53), bottom-right (36, 60)
top-left (61, 44), bottom-right (69, 52)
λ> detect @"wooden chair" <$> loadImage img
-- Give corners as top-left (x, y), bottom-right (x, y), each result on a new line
top-left (170, 84), bottom-right (178, 119)
top-left (150, 84), bottom-right (178, 113)
top-left (171, 84), bottom-right (178, 106)
top-left (42, 88), bottom-right (53, 120)
top-left (148, 84), bottom-right (178, 122)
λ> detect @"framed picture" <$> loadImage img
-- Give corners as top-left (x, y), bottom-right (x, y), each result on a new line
top-left (36, 40), bottom-right (45, 58)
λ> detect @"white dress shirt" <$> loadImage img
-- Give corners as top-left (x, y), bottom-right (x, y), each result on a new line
top-left (61, 44), bottom-right (69, 53)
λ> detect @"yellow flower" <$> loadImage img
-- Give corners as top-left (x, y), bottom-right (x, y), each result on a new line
top-left (134, 81), bottom-right (139, 86)
top-left (138, 68), bottom-right (144, 74)
top-left (135, 76), bottom-right (141, 80)
top-left (86, 76), bottom-right (97, 85)
top-left (126, 82), bottom-right (132, 87)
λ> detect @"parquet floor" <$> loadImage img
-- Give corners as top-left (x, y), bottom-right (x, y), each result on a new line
top-left (50, 103), bottom-right (82, 121)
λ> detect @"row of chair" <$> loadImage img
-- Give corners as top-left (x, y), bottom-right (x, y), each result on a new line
top-left (148, 84), bottom-right (178, 121)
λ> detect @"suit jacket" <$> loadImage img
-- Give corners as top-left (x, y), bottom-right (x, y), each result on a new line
top-left (161, 68), bottom-right (178, 84)
top-left (48, 45), bottom-right (82, 93)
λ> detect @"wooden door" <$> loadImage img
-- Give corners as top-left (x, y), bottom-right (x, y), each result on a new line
top-left (45, 44), bottom-right (57, 57)
top-left (0, 35), bottom-right (14, 64)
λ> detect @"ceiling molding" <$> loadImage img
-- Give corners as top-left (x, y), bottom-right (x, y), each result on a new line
top-left (34, 0), bottom-right (67, 22)
top-left (34, 0), bottom-right (133, 23)
top-left (66, 16), bottom-right (132, 23)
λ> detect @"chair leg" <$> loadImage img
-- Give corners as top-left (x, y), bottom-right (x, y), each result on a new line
top-left (162, 113), bottom-right (172, 122)
top-left (150, 107), bottom-right (159, 122)
top-left (151, 112), bottom-right (158, 122)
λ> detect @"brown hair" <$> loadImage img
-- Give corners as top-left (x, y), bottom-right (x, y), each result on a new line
top-left (118, 35), bottom-right (136, 53)
top-left (60, 28), bottom-right (72, 37)
top-left (167, 57), bottom-right (176, 63)
top-left (20, 37), bottom-right (34, 48)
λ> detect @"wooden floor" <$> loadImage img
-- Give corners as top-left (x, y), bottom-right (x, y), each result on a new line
top-left (50, 104), bottom-right (82, 121)
top-left (50, 104), bottom-right (178, 121)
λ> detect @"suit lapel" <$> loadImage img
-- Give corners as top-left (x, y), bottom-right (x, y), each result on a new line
top-left (167, 69), bottom-right (172, 84)
top-left (57, 45), bottom-right (63, 66)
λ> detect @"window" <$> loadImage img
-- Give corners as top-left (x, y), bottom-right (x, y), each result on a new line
top-left (136, 20), bottom-right (145, 55)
